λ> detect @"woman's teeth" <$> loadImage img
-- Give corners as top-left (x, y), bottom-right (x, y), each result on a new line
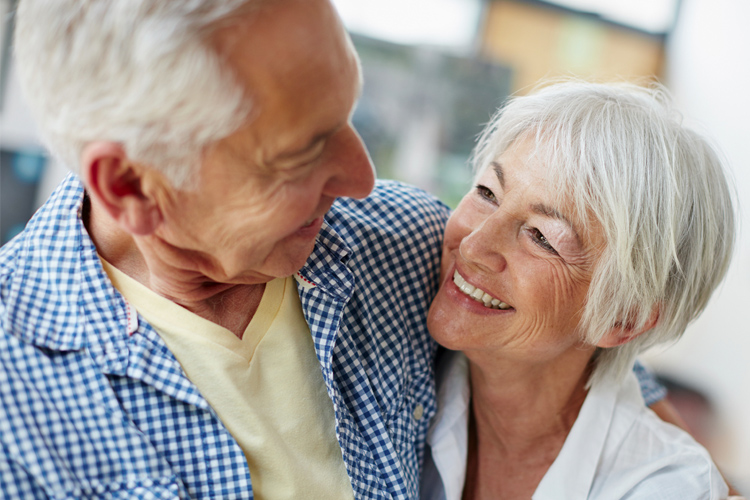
top-left (453, 270), bottom-right (511, 310)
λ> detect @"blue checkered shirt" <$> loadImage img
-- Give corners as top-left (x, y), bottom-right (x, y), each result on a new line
top-left (0, 174), bottom-right (451, 499)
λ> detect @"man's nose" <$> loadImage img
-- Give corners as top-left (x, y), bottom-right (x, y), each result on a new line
top-left (324, 125), bottom-right (375, 200)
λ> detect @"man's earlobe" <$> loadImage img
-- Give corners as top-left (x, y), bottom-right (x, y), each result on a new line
top-left (81, 142), bottom-right (162, 235)
top-left (597, 307), bottom-right (660, 348)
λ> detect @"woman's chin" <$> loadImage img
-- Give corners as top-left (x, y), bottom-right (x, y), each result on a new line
top-left (427, 297), bottom-right (468, 351)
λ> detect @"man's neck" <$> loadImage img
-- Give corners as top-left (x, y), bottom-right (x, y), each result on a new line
top-left (85, 195), bottom-right (265, 338)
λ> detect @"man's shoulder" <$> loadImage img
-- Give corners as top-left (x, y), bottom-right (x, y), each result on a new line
top-left (0, 174), bottom-right (91, 348)
top-left (0, 228), bottom-right (26, 325)
top-left (330, 179), bottom-right (450, 228)
top-left (0, 172), bottom-right (78, 284)
top-left (327, 180), bottom-right (450, 250)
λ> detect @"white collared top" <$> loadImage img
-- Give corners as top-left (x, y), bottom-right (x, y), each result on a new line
top-left (422, 351), bottom-right (728, 500)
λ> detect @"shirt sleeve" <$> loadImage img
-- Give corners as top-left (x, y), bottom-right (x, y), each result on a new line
top-left (0, 454), bottom-right (49, 500)
top-left (633, 359), bottom-right (668, 406)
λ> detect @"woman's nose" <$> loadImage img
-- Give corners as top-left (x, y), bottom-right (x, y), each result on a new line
top-left (458, 215), bottom-right (509, 275)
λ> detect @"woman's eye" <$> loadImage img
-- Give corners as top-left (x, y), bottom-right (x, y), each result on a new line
top-left (475, 184), bottom-right (497, 203)
top-left (531, 227), bottom-right (558, 255)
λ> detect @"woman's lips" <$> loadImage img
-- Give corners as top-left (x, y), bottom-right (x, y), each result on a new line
top-left (452, 270), bottom-right (512, 310)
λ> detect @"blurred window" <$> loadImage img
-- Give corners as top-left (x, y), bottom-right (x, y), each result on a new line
top-left (332, 0), bottom-right (483, 51)
top-left (540, 0), bottom-right (679, 34)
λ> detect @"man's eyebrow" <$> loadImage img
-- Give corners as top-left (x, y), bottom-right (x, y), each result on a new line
top-left (491, 161), bottom-right (504, 189)
top-left (273, 72), bottom-right (363, 164)
top-left (273, 130), bottom-right (331, 161)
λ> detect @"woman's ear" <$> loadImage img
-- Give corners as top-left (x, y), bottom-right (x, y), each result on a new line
top-left (597, 306), bottom-right (660, 348)
top-left (80, 142), bottom-right (162, 235)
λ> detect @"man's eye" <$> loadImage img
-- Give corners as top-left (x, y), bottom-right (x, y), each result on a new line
top-left (530, 227), bottom-right (558, 255)
top-left (475, 184), bottom-right (497, 203)
top-left (274, 140), bottom-right (326, 170)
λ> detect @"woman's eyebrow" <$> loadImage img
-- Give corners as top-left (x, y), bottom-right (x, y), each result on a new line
top-left (491, 161), bottom-right (505, 189)
top-left (531, 203), bottom-right (582, 245)
top-left (492, 159), bottom-right (583, 244)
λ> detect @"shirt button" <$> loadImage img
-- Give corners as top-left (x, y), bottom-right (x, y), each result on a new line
top-left (413, 403), bottom-right (424, 420)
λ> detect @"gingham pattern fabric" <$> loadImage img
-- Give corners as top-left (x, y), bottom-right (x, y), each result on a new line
top-left (0, 173), bottom-right (450, 499)
top-left (633, 358), bottom-right (668, 406)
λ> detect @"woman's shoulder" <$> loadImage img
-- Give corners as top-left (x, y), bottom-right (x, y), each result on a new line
top-left (590, 373), bottom-right (728, 499)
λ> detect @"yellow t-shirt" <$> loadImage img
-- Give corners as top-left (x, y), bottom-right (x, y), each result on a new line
top-left (101, 260), bottom-right (353, 500)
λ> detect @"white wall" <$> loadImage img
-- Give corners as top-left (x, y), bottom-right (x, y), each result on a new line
top-left (0, 55), bottom-right (39, 149)
top-left (0, 56), bottom-right (67, 207)
top-left (643, 0), bottom-right (750, 493)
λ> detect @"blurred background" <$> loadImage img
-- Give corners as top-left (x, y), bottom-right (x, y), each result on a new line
top-left (0, 0), bottom-right (747, 492)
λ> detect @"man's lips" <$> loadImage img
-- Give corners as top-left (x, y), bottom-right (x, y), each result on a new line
top-left (297, 200), bottom-right (334, 232)
top-left (301, 217), bottom-right (317, 228)
top-left (292, 215), bottom-right (324, 238)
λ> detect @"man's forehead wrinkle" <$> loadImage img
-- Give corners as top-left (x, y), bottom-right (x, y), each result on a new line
top-left (200, 0), bottom-right (359, 171)
top-left (222, 133), bottom-right (252, 165)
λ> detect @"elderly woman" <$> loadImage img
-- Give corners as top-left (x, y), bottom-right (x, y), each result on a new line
top-left (422, 81), bottom-right (734, 499)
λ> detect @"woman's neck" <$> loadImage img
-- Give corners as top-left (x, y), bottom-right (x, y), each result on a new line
top-left (461, 348), bottom-right (595, 500)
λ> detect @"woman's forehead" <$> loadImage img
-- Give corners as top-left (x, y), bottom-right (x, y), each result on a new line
top-left (480, 143), bottom-right (607, 252)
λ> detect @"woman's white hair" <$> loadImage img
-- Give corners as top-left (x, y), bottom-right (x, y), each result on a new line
top-left (472, 80), bottom-right (736, 385)
top-left (14, 0), bottom-right (259, 188)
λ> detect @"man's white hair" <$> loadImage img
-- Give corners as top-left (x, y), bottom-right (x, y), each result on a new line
top-left (472, 80), bottom-right (736, 384)
top-left (14, 0), bottom-right (257, 188)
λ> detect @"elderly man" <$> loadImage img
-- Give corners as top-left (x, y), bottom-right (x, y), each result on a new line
top-left (2, 1), bottom-right (681, 499)
top-left (2, 1), bottom-right (449, 498)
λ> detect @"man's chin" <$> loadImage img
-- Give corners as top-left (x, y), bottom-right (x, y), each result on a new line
top-left (262, 245), bottom-right (317, 280)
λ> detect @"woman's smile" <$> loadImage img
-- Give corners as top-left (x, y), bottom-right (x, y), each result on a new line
top-left (452, 270), bottom-right (513, 310)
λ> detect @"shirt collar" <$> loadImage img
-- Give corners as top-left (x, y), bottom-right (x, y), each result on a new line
top-left (427, 352), bottom-right (644, 500)
top-left (14, 174), bottom-right (356, 350)
top-left (426, 350), bottom-right (471, 500)
top-left (3, 173), bottom-right (131, 354)
top-left (532, 373), bottom-right (627, 500)
top-left (296, 211), bottom-right (353, 299)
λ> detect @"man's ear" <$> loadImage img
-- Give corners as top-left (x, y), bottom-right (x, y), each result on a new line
top-left (597, 306), bottom-right (660, 348)
top-left (81, 142), bottom-right (162, 235)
